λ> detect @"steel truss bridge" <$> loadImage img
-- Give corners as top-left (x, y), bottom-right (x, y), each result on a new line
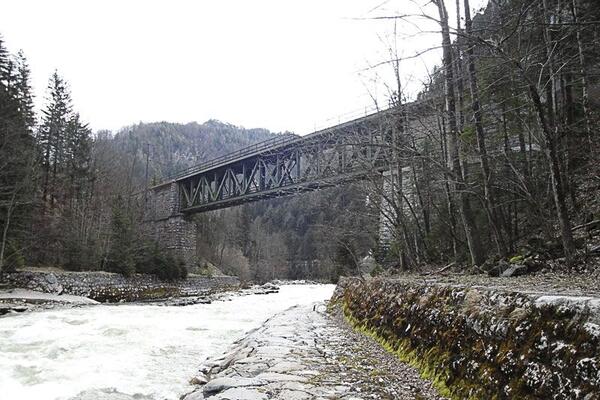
top-left (166, 108), bottom-right (399, 214)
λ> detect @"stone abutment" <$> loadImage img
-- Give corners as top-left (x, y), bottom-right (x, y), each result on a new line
top-left (146, 181), bottom-right (198, 267)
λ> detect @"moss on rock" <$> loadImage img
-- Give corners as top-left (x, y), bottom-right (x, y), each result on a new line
top-left (335, 278), bottom-right (600, 399)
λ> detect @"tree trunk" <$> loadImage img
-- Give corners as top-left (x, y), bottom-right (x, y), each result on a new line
top-left (0, 191), bottom-right (17, 273)
top-left (463, 0), bottom-right (508, 256)
top-left (435, 0), bottom-right (485, 266)
top-left (571, 0), bottom-right (592, 144)
top-left (438, 115), bottom-right (459, 260)
top-left (527, 83), bottom-right (575, 261)
top-left (541, 0), bottom-right (576, 262)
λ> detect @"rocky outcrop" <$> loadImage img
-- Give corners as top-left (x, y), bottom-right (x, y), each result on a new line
top-left (1, 270), bottom-right (239, 302)
top-left (334, 277), bottom-right (600, 400)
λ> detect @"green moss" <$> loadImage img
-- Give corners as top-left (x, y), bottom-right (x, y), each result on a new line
top-left (509, 255), bottom-right (524, 264)
top-left (343, 302), bottom-right (457, 399)
top-left (338, 279), bottom-right (600, 399)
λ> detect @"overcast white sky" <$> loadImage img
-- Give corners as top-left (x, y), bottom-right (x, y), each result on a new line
top-left (0, 0), bottom-right (487, 135)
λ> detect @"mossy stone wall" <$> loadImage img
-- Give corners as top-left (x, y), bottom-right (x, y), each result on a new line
top-left (334, 278), bottom-right (600, 399)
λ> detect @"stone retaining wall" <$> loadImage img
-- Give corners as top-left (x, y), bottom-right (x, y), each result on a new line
top-left (2, 270), bottom-right (239, 302)
top-left (334, 277), bottom-right (600, 399)
top-left (145, 182), bottom-right (198, 267)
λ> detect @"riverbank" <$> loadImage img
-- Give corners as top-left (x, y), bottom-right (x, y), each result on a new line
top-left (180, 272), bottom-right (600, 399)
top-left (1, 268), bottom-right (240, 302)
top-left (335, 275), bottom-right (600, 399)
top-left (0, 288), bottom-right (100, 316)
top-left (0, 282), bottom-right (280, 316)
top-left (182, 301), bottom-right (444, 400)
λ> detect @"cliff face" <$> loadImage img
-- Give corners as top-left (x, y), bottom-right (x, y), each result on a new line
top-left (334, 277), bottom-right (600, 399)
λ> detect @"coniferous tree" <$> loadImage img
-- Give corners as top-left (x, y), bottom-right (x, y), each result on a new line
top-left (38, 71), bottom-right (72, 209)
top-left (14, 51), bottom-right (35, 130)
top-left (65, 113), bottom-right (92, 201)
top-left (0, 38), bottom-right (36, 272)
top-left (105, 195), bottom-right (136, 276)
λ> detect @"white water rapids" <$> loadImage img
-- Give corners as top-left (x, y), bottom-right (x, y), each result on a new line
top-left (0, 284), bottom-right (335, 400)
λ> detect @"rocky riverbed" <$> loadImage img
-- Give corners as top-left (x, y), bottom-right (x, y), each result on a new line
top-left (183, 302), bottom-right (443, 400)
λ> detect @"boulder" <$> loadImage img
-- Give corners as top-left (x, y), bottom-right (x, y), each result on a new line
top-left (501, 264), bottom-right (528, 277)
top-left (202, 377), bottom-right (265, 396)
top-left (190, 374), bottom-right (209, 385)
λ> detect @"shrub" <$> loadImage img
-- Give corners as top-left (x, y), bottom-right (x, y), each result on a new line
top-left (2, 240), bottom-right (25, 272)
top-left (135, 241), bottom-right (187, 281)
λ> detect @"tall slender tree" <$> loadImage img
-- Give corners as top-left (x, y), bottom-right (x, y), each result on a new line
top-left (462, 0), bottom-right (507, 256)
top-left (0, 39), bottom-right (36, 272)
top-left (38, 71), bottom-right (72, 208)
top-left (434, 0), bottom-right (485, 266)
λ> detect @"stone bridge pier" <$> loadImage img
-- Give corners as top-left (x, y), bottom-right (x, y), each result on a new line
top-left (145, 181), bottom-right (197, 267)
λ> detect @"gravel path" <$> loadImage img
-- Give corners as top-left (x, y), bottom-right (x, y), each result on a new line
top-left (388, 271), bottom-right (600, 297)
top-left (183, 302), bottom-right (444, 400)
top-left (325, 306), bottom-right (444, 400)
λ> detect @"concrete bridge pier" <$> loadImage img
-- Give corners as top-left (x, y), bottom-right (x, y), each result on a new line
top-left (145, 181), bottom-right (198, 268)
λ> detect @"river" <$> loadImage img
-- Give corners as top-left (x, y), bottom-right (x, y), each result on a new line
top-left (0, 284), bottom-right (335, 400)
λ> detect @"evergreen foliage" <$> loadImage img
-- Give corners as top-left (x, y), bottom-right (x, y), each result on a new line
top-left (0, 34), bottom-right (36, 273)
top-left (135, 242), bottom-right (187, 281)
top-left (105, 196), bottom-right (136, 276)
top-left (1, 0), bottom-right (599, 279)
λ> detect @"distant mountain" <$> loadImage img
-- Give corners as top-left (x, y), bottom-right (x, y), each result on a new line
top-left (111, 120), bottom-right (286, 183)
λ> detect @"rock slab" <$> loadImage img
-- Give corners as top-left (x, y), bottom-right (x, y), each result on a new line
top-left (183, 302), bottom-right (443, 400)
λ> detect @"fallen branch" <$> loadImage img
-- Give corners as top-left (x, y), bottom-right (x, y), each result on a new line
top-left (572, 219), bottom-right (600, 232)
top-left (422, 261), bottom-right (456, 276)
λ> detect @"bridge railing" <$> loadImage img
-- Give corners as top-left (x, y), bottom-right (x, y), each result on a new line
top-left (168, 133), bottom-right (299, 180)
top-left (169, 104), bottom-right (389, 181)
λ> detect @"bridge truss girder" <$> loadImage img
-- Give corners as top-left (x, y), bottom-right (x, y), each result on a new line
top-left (177, 121), bottom-right (394, 213)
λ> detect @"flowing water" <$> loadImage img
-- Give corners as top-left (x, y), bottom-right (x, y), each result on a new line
top-left (0, 284), bottom-right (335, 400)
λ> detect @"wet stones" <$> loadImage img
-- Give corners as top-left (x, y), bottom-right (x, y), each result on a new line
top-left (183, 300), bottom-right (443, 400)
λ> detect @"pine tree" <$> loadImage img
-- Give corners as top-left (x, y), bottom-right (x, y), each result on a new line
top-left (65, 113), bottom-right (92, 201)
top-left (0, 35), bottom-right (18, 125)
top-left (105, 195), bottom-right (136, 276)
top-left (15, 51), bottom-right (35, 130)
top-left (38, 71), bottom-right (72, 208)
top-left (0, 40), bottom-right (36, 272)
top-left (0, 34), bottom-right (10, 87)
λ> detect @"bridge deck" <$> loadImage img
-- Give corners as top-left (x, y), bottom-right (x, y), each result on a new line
top-left (151, 107), bottom-right (398, 214)
top-left (169, 108), bottom-right (393, 183)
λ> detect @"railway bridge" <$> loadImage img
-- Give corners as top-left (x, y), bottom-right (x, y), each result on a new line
top-left (146, 107), bottom-right (401, 265)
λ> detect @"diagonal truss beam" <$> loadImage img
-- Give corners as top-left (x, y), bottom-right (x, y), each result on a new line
top-left (176, 113), bottom-right (396, 213)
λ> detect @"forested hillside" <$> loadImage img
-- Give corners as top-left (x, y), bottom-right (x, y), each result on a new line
top-left (1, 0), bottom-right (599, 283)
top-left (368, 0), bottom-right (600, 273)
top-left (111, 120), bottom-right (278, 184)
top-left (0, 37), bottom-right (372, 282)
top-left (110, 121), bottom-right (372, 282)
